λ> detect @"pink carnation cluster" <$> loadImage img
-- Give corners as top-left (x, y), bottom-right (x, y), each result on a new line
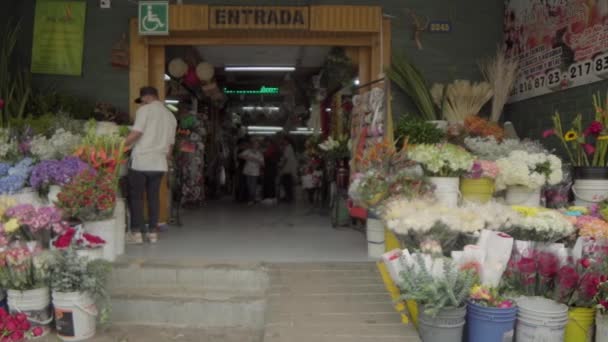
top-left (576, 215), bottom-right (608, 240)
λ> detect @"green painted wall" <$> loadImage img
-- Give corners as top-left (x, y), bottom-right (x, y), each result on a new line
top-left (9, 0), bottom-right (504, 121)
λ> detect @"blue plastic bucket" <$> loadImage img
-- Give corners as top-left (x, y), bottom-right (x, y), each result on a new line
top-left (466, 301), bottom-right (517, 342)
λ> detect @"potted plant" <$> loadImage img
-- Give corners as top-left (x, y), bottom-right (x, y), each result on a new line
top-left (460, 160), bottom-right (499, 204)
top-left (408, 143), bottom-right (475, 208)
top-left (50, 249), bottom-right (111, 341)
top-left (3, 244), bottom-right (56, 338)
top-left (398, 254), bottom-right (476, 342)
top-left (466, 285), bottom-right (517, 342)
top-left (495, 150), bottom-right (563, 206)
top-left (56, 170), bottom-right (117, 262)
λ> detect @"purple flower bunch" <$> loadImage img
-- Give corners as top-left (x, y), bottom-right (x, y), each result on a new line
top-left (29, 156), bottom-right (93, 191)
top-left (0, 163), bottom-right (10, 177)
top-left (5, 204), bottom-right (63, 233)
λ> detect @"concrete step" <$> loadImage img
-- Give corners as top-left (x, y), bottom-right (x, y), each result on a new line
top-left (110, 258), bottom-right (270, 292)
top-left (111, 288), bottom-right (266, 329)
top-left (39, 325), bottom-right (263, 342)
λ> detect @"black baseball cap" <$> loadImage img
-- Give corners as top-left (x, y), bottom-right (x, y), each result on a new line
top-left (135, 86), bottom-right (159, 103)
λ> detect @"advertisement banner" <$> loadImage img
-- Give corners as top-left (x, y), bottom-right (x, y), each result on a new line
top-left (31, 0), bottom-right (87, 76)
top-left (505, 0), bottom-right (608, 103)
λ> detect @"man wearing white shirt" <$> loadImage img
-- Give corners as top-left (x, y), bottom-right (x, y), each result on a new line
top-left (124, 86), bottom-right (177, 244)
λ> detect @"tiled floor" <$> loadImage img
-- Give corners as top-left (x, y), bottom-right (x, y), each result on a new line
top-left (125, 200), bottom-right (370, 263)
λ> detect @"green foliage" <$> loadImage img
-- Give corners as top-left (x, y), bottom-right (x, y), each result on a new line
top-left (399, 254), bottom-right (477, 317)
top-left (387, 54), bottom-right (440, 121)
top-left (322, 47), bottom-right (356, 91)
top-left (50, 249), bottom-right (112, 323)
top-left (395, 116), bottom-right (446, 147)
top-left (9, 114), bottom-right (56, 136)
top-left (26, 90), bottom-right (94, 120)
top-left (0, 20), bottom-right (32, 126)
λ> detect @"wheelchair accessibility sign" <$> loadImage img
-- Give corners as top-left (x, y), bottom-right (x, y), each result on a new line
top-left (139, 1), bottom-right (169, 35)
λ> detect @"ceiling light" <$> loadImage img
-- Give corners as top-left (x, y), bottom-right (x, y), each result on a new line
top-left (165, 99), bottom-right (179, 104)
top-left (166, 104), bottom-right (178, 112)
top-left (242, 106), bottom-right (280, 111)
top-left (296, 127), bottom-right (313, 131)
top-left (325, 108), bottom-right (332, 112)
top-left (225, 66), bottom-right (295, 72)
top-left (289, 130), bottom-right (315, 135)
top-left (249, 131), bottom-right (278, 136)
top-left (354, 78), bottom-right (360, 86)
top-left (164, 74), bottom-right (171, 81)
top-left (224, 86), bottom-right (280, 95)
top-left (247, 126), bottom-right (284, 132)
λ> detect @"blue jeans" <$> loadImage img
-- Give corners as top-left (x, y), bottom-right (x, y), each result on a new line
top-left (246, 175), bottom-right (258, 203)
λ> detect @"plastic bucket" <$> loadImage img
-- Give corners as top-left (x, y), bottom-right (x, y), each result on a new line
top-left (83, 218), bottom-right (117, 262)
top-left (53, 291), bottom-right (98, 341)
top-left (564, 307), bottom-right (595, 342)
top-left (114, 198), bottom-right (126, 256)
top-left (572, 179), bottom-right (608, 206)
top-left (366, 215), bottom-right (385, 259)
top-left (385, 228), bottom-right (400, 252)
top-left (461, 178), bottom-right (495, 204)
top-left (516, 297), bottom-right (569, 342)
top-left (407, 300), bottom-right (419, 327)
top-left (429, 177), bottom-right (460, 208)
top-left (505, 186), bottom-right (541, 206)
top-left (597, 312), bottom-right (608, 342)
top-left (466, 301), bottom-right (517, 342)
top-left (573, 166), bottom-right (608, 180)
top-left (47, 185), bottom-right (61, 205)
top-left (418, 305), bottom-right (466, 342)
top-left (7, 287), bottom-right (52, 338)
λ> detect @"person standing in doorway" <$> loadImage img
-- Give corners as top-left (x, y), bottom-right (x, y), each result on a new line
top-left (125, 86), bottom-right (177, 244)
top-left (279, 136), bottom-right (298, 203)
top-left (239, 138), bottom-right (264, 206)
top-left (262, 137), bottom-right (280, 204)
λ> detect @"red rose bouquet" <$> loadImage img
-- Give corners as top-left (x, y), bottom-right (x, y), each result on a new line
top-left (0, 307), bottom-right (45, 341)
top-left (56, 170), bottom-right (116, 221)
top-left (52, 225), bottom-right (105, 250)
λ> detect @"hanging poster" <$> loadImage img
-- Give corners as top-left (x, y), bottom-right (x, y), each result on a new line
top-left (31, 0), bottom-right (87, 76)
top-left (505, 0), bottom-right (608, 103)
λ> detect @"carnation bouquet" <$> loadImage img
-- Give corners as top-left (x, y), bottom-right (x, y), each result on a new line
top-left (3, 204), bottom-right (64, 247)
top-left (56, 170), bottom-right (117, 221)
top-left (501, 206), bottom-right (575, 242)
top-left (4, 244), bottom-right (56, 291)
top-left (408, 143), bottom-right (474, 177)
top-left (495, 150), bottom-right (563, 190)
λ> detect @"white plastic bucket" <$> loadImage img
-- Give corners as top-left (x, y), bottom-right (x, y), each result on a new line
top-left (75, 248), bottom-right (104, 261)
top-left (47, 185), bottom-right (61, 205)
top-left (429, 177), bottom-right (460, 208)
top-left (597, 312), bottom-right (608, 342)
top-left (516, 296), bottom-right (569, 342)
top-left (7, 287), bottom-right (52, 338)
top-left (114, 198), bottom-right (126, 256)
top-left (52, 291), bottom-right (98, 341)
top-left (83, 218), bottom-right (117, 262)
top-left (10, 187), bottom-right (44, 207)
top-left (505, 186), bottom-right (541, 206)
top-left (572, 179), bottom-right (608, 207)
top-left (366, 217), bottom-right (385, 259)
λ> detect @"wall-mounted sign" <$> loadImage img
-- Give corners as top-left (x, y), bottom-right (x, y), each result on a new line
top-left (428, 20), bottom-right (452, 33)
top-left (209, 6), bottom-right (309, 30)
top-left (139, 1), bottom-right (169, 35)
top-left (31, 1), bottom-right (87, 76)
top-left (505, 0), bottom-right (608, 103)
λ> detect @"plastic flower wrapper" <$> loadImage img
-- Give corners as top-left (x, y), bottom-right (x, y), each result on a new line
top-left (470, 285), bottom-right (515, 308)
top-left (52, 224), bottom-right (106, 250)
top-left (476, 230), bottom-right (514, 287)
top-left (382, 249), bottom-right (407, 283)
top-left (536, 244), bottom-right (562, 295)
top-left (452, 245), bottom-right (485, 277)
top-left (501, 240), bottom-right (537, 296)
top-left (348, 171), bottom-right (389, 210)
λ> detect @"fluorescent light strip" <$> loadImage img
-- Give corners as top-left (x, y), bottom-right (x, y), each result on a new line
top-left (225, 66), bottom-right (295, 72)
top-left (164, 74), bottom-right (171, 81)
top-left (247, 126), bottom-right (284, 132)
top-left (165, 99), bottom-right (179, 104)
top-left (242, 106), bottom-right (280, 111)
top-left (289, 131), bottom-right (315, 135)
top-left (249, 131), bottom-right (278, 136)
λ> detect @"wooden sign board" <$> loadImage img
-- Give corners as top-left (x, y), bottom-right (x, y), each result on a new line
top-left (209, 6), bottom-right (309, 30)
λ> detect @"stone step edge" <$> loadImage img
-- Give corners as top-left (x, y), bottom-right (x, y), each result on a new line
top-left (111, 288), bottom-right (267, 302)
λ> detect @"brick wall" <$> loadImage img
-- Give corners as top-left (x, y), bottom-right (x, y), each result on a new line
top-left (9, 0), bottom-right (504, 118)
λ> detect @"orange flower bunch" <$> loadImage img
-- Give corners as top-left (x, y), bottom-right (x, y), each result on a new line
top-left (74, 125), bottom-right (126, 182)
top-left (464, 115), bottom-right (505, 141)
top-left (356, 138), bottom-right (396, 172)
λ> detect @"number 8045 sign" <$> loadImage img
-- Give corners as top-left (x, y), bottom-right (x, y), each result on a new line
top-left (510, 53), bottom-right (608, 103)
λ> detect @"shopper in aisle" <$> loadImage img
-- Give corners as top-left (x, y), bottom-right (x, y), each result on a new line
top-left (279, 135), bottom-right (298, 203)
top-left (125, 86), bottom-right (177, 244)
top-left (262, 137), bottom-right (280, 204)
top-left (239, 138), bottom-right (264, 206)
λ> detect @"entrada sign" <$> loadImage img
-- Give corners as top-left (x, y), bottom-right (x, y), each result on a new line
top-left (209, 6), bottom-right (309, 30)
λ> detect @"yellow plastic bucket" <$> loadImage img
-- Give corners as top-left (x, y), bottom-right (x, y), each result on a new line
top-left (385, 228), bottom-right (400, 252)
top-left (376, 262), bottom-right (410, 325)
top-left (460, 178), bottom-right (495, 204)
top-left (564, 307), bottom-right (596, 342)
top-left (407, 300), bottom-right (419, 328)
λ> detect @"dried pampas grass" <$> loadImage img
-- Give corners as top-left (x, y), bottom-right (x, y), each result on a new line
top-left (432, 80), bottom-right (493, 123)
top-left (479, 46), bottom-right (519, 122)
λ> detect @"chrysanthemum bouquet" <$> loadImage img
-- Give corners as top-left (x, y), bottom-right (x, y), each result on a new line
top-left (29, 129), bottom-right (82, 161)
top-left (495, 150), bottom-right (563, 190)
top-left (408, 143), bottom-right (475, 177)
top-left (464, 137), bottom-right (548, 161)
top-left (501, 206), bottom-right (575, 242)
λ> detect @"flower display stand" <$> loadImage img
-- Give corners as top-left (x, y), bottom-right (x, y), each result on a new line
top-left (83, 218), bottom-right (117, 262)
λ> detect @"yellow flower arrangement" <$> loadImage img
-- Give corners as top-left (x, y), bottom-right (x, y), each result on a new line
top-left (3, 218), bottom-right (20, 233)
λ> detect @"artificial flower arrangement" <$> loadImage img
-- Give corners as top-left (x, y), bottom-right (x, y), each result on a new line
top-left (56, 170), bottom-right (116, 222)
top-left (29, 129), bottom-right (82, 161)
top-left (463, 136), bottom-right (547, 161)
top-left (0, 158), bottom-right (35, 195)
top-left (29, 157), bottom-right (93, 197)
top-left (318, 135), bottom-right (350, 161)
top-left (495, 150), bottom-right (563, 190)
top-left (545, 93), bottom-right (608, 167)
top-left (408, 143), bottom-right (475, 177)
top-left (463, 160), bottom-right (500, 180)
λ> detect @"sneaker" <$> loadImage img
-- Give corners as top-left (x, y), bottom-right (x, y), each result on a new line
top-left (127, 232), bottom-right (143, 245)
top-left (148, 232), bottom-right (158, 244)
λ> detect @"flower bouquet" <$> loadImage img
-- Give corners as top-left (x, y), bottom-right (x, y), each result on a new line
top-left (461, 160), bottom-right (500, 203)
top-left (464, 136), bottom-right (547, 161)
top-left (4, 243), bottom-right (56, 291)
top-left (0, 308), bottom-right (45, 341)
top-left (469, 285), bottom-right (514, 308)
top-left (52, 225), bottom-right (106, 260)
top-left (29, 157), bottom-right (93, 198)
top-left (74, 125), bottom-right (127, 183)
top-left (501, 207), bottom-right (575, 243)
top-left (348, 171), bottom-right (389, 209)
top-left (29, 129), bottom-right (82, 161)
top-left (496, 151), bottom-right (563, 191)
top-left (56, 170), bottom-right (116, 222)
top-left (408, 143), bottom-right (475, 177)
top-left (3, 204), bottom-right (64, 248)
top-left (0, 159), bottom-right (35, 195)
top-left (318, 135), bottom-right (350, 162)
top-left (575, 215), bottom-right (608, 240)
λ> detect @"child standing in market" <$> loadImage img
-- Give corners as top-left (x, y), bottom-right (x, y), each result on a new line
top-left (239, 138), bottom-right (264, 206)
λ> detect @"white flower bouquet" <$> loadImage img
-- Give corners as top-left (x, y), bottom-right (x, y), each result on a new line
top-left (30, 129), bottom-right (82, 161)
top-left (408, 143), bottom-right (475, 177)
top-left (464, 137), bottom-right (548, 160)
top-left (495, 150), bottom-right (563, 190)
top-left (0, 129), bottom-right (18, 163)
top-left (500, 206), bottom-right (575, 242)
